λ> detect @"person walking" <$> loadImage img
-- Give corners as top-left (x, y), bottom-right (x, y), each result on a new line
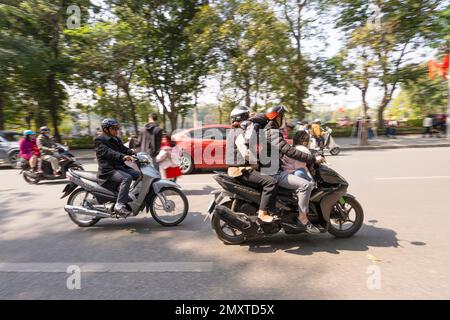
top-left (136, 113), bottom-right (163, 171)
top-left (155, 134), bottom-right (183, 182)
top-left (422, 115), bottom-right (433, 138)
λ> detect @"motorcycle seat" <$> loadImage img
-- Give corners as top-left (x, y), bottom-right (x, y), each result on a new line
top-left (72, 170), bottom-right (99, 182)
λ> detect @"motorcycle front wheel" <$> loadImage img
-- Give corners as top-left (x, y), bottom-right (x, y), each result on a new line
top-left (211, 201), bottom-right (246, 245)
top-left (149, 187), bottom-right (188, 226)
top-left (66, 188), bottom-right (101, 227)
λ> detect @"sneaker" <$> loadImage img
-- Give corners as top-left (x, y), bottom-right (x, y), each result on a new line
top-left (114, 204), bottom-right (131, 217)
top-left (304, 221), bottom-right (321, 234)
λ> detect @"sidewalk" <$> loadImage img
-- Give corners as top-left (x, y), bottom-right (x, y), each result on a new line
top-left (72, 134), bottom-right (450, 160)
top-left (335, 134), bottom-right (450, 151)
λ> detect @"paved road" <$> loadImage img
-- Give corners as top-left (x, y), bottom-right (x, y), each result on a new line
top-left (0, 148), bottom-right (449, 299)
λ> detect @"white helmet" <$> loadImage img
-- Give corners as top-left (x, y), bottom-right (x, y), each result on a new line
top-left (314, 118), bottom-right (321, 124)
top-left (230, 106), bottom-right (250, 123)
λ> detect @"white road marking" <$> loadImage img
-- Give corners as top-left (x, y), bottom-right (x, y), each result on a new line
top-left (376, 176), bottom-right (450, 181)
top-left (0, 262), bottom-right (213, 273)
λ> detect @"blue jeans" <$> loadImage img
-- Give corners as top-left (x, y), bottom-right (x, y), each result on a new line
top-left (293, 168), bottom-right (312, 182)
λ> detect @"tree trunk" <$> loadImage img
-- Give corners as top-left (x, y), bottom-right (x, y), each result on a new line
top-left (244, 77), bottom-right (251, 109)
top-left (359, 89), bottom-right (369, 146)
top-left (35, 102), bottom-right (47, 129)
top-left (167, 110), bottom-right (177, 133)
top-left (0, 91), bottom-right (4, 131)
top-left (295, 79), bottom-right (304, 119)
top-left (47, 71), bottom-right (61, 142)
top-left (124, 88), bottom-right (139, 134)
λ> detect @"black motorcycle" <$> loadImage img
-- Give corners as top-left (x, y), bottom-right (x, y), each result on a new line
top-left (207, 160), bottom-right (364, 244)
top-left (20, 145), bottom-right (84, 184)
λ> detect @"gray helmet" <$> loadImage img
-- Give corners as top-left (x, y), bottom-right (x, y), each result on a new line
top-left (101, 118), bottom-right (120, 130)
top-left (230, 106), bottom-right (250, 123)
top-left (39, 126), bottom-right (50, 133)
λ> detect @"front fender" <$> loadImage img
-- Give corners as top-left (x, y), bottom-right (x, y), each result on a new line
top-left (152, 179), bottom-right (181, 194)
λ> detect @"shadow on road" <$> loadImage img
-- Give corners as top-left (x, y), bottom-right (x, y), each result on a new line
top-left (245, 224), bottom-right (407, 256)
top-left (183, 186), bottom-right (215, 196)
top-left (81, 211), bottom-right (207, 234)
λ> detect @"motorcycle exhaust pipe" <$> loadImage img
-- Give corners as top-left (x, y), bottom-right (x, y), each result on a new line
top-left (64, 205), bottom-right (111, 218)
top-left (214, 205), bottom-right (256, 234)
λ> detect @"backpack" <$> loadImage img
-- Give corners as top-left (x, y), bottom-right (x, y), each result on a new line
top-left (146, 125), bottom-right (162, 157)
top-left (240, 114), bottom-right (269, 167)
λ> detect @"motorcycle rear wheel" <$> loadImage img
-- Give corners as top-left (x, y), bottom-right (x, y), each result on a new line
top-left (67, 188), bottom-right (101, 227)
top-left (330, 147), bottom-right (341, 156)
top-left (23, 171), bottom-right (40, 184)
top-left (325, 196), bottom-right (364, 238)
top-left (212, 201), bottom-right (246, 245)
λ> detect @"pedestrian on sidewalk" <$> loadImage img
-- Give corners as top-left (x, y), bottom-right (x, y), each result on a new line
top-left (422, 115), bottom-right (433, 138)
top-left (385, 117), bottom-right (398, 138)
top-left (136, 113), bottom-right (163, 172)
top-left (155, 134), bottom-right (182, 182)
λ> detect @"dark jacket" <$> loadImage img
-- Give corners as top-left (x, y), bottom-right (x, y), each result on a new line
top-left (37, 134), bottom-right (57, 156)
top-left (94, 133), bottom-right (134, 183)
top-left (136, 123), bottom-right (163, 157)
top-left (226, 114), bottom-right (269, 169)
top-left (264, 120), bottom-right (315, 171)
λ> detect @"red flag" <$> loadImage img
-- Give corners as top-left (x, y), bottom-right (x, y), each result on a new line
top-left (441, 54), bottom-right (449, 80)
top-left (428, 60), bottom-right (439, 79)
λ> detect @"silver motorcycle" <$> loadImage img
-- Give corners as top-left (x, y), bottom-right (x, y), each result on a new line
top-left (61, 152), bottom-right (188, 227)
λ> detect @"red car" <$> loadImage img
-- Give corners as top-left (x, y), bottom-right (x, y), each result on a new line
top-left (172, 124), bottom-right (231, 174)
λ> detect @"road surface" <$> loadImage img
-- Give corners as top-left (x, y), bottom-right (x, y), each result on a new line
top-left (0, 147), bottom-right (449, 299)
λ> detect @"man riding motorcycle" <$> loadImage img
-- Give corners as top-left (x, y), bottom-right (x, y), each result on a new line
top-left (37, 126), bottom-right (61, 176)
top-left (94, 119), bottom-right (139, 217)
top-left (264, 106), bottom-right (325, 234)
top-left (226, 106), bottom-right (278, 223)
top-left (311, 119), bottom-right (326, 148)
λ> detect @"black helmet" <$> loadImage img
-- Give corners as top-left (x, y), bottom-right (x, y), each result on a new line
top-left (40, 126), bottom-right (50, 133)
top-left (266, 105), bottom-right (286, 120)
top-left (230, 106), bottom-right (250, 123)
top-left (101, 118), bottom-right (120, 130)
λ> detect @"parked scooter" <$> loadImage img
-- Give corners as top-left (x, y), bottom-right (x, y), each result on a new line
top-left (61, 152), bottom-right (188, 227)
top-left (309, 127), bottom-right (341, 156)
top-left (207, 156), bottom-right (363, 244)
top-left (19, 144), bottom-right (84, 184)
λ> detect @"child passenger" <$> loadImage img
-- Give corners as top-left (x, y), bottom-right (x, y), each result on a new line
top-left (282, 130), bottom-right (313, 182)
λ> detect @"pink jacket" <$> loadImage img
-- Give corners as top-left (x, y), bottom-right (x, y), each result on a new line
top-left (19, 138), bottom-right (39, 160)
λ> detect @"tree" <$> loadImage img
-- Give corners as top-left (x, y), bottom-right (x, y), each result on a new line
top-left (214, 0), bottom-right (291, 111)
top-left (66, 21), bottom-right (143, 133)
top-left (274, 0), bottom-right (331, 119)
top-left (336, 0), bottom-right (444, 128)
top-left (0, 0), bottom-right (94, 140)
top-left (108, 0), bottom-right (219, 132)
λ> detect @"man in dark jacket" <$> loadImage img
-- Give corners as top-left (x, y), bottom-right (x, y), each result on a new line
top-left (94, 119), bottom-right (139, 216)
top-left (136, 113), bottom-right (163, 171)
top-left (226, 106), bottom-right (278, 223)
top-left (263, 106), bottom-right (324, 234)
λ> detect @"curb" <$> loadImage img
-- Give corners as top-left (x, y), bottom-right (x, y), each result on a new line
top-left (341, 143), bottom-right (450, 151)
top-left (74, 143), bottom-right (450, 160)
